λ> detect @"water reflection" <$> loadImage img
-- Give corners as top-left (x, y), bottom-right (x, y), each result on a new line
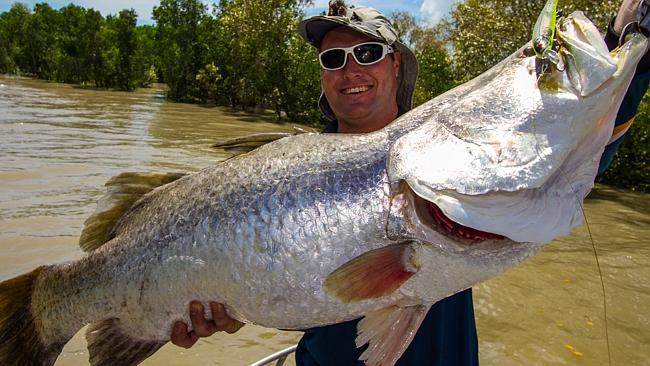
top-left (0, 75), bottom-right (648, 365)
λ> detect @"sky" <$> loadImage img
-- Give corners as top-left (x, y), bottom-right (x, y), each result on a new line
top-left (0, 0), bottom-right (458, 25)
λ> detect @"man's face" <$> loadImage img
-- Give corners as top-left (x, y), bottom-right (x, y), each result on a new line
top-left (320, 28), bottom-right (401, 133)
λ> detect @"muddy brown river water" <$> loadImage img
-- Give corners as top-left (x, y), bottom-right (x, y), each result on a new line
top-left (1, 75), bottom-right (648, 365)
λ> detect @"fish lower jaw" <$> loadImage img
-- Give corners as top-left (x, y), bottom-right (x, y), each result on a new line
top-left (424, 202), bottom-right (506, 242)
top-left (402, 186), bottom-right (519, 253)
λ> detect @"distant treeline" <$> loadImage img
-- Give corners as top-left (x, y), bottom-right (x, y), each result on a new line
top-left (1, 0), bottom-right (647, 190)
top-left (0, 3), bottom-right (155, 91)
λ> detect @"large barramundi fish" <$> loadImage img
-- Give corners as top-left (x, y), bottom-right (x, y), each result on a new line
top-left (0, 10), bottom-right (647, 366)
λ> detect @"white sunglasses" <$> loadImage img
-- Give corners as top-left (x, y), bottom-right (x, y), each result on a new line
top-left (318, 42), bottom-right (394, 71)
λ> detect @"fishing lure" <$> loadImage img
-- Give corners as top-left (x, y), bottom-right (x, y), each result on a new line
top-left (532, 0), bottom-right (563, 74)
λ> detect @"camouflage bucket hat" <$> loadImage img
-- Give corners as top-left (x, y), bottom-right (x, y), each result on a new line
top-left (298, 3), bottom-right (419, 121)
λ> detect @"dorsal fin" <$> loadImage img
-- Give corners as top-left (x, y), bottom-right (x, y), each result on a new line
top-left (211, 127), bottom-right (313, 154)
top-left (79, 172), bottom-right (186, 252)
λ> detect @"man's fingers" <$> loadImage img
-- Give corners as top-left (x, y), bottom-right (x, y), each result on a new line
top-left (223, 320), bottom-right (245, 334)
top-left (615, 0), bottom-right (641, 33)
top-left (190, 301), bottom-right (218, 337)
top-left (171, 301), bottom-right (243, 350)
top-left (170, 321), bottom-right (199, 348)
top-left (210, 302), bottom-right (245, 334)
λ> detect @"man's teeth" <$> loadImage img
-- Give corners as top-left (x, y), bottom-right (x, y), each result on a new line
top-left (343, 86), bottom-right (370, 94)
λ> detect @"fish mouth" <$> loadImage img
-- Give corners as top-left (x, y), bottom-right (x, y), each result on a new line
top-left (400, 184), bottom-right (509, 245)
top-left (423, 201), bottom-right (506, 241)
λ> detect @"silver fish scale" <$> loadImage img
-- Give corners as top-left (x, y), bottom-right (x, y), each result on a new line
top-left (33, 131), bottom-right (409, 340)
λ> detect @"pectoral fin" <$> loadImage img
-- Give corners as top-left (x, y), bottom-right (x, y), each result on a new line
top-left (324, 243), bottom-right (419, 302)
top-left (356, 305), bottom-right (430, 366)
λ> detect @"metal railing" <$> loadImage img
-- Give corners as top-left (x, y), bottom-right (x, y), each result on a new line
top-left (249, 344), bottom-right (298, 366)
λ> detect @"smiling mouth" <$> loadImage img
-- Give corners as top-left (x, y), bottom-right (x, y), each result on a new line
top-left (341, 85), bottom-right (372, 95)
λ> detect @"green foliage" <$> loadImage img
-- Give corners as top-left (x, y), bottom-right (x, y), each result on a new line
top-left (114, 9), bottom-right (139, 91)
top-left (413, 44), bottom-right (455, 107)
top-left (0, 3), bottom-right (30, 74)
top-left (153, 0), bottom-right (208, 101)
top-left (135, 25), bottom-right (159, 87)
top-left (205, 0), bottom-right (321, 122)
top-left (597, 96), bottom-right (650, 192)
top-left (0, 0), bottom-right (321, 121)
top-left (282, 32), bottom-right (323, 124)
top-left (0, 2), bottom-right (155, 90)
top-left (390, 11), bottom-right (455, 106)
top-left (195, 62), bottom-right (222, 103)
top-left (441, 0), bottom-right (620, 81)
top-left (23, 3), bottom-right (59, 79)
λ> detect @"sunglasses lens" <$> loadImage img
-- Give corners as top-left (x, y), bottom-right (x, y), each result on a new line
top-left (353, 44), bottom-right (385, 64)
top-left (320, 49), bottom-right (346, 70)
top-left (319, 43), bottom-right (389, 70)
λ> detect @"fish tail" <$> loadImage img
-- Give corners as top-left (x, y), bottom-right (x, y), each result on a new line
top-left (0, 266), bottom-right (68, 366)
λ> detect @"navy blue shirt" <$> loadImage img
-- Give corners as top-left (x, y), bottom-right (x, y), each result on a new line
top-left (296, 289), bottom-right (478, 365)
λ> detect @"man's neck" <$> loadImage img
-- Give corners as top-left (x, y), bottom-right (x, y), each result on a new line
top-left (337, 107), bottom-right (398, 133)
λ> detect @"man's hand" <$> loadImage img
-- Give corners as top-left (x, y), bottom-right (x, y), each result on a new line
top-left (614, 0), bottom-right (642, 34)
top-left (170, 301), bottom-right (245, 348)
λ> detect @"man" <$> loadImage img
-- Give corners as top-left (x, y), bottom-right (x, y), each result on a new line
top-left (171, 0), bottom-right (649, 364)
top-left (291, 4), bottom-right (479, 365)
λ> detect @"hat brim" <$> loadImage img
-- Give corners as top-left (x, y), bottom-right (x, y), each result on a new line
top-left (299, 16), bottom-right (385, 49)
